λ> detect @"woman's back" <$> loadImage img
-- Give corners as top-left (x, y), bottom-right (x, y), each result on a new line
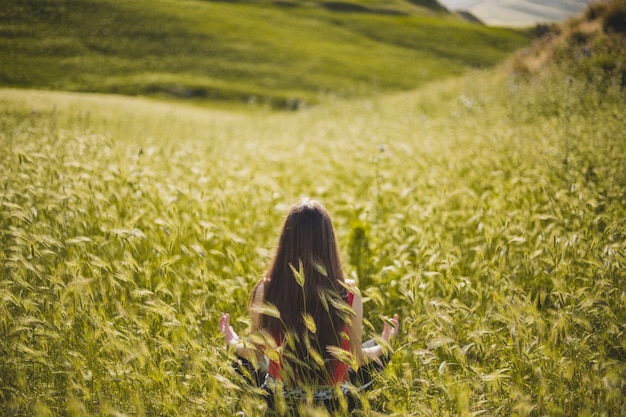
top-left (263, 290), bottom-right (355, 386)
top-left (218, 198), bottom-right (399, 413)
top-left (257, 199), bottom-right (351, 383)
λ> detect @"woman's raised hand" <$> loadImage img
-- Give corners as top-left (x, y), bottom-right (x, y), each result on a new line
top-left (219, 312), bottom-right (239, 346)
top-left (382, 313), bottom-right (399, 343)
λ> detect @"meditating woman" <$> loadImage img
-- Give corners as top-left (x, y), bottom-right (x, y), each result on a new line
top-left (219, 198), bottom-right (399, 412)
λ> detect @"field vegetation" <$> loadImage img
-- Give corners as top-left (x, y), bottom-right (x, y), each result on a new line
top-left (0, 0), bottom-right (531, 109)
top-left (1, 0), bottom-right (626, 416)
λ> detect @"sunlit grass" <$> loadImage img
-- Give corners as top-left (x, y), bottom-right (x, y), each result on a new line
top-left (2, 53), bottom-right (625, 414)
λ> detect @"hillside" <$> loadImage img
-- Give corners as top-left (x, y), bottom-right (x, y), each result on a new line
top-left (0, 0), bottom-right (531, 108)
top-left (507, 0), bottom-right (626, 83)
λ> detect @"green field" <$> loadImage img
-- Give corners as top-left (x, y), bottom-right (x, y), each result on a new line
top-left (0, 0), bottom-right (531, 108)
top-left (1, 0), bottom-right (626, 416)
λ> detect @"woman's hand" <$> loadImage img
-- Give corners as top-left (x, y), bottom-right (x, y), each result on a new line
top-left (219, 313), bottom-right (239, 347)
top-left (382, 313), bottom-right (399, 344)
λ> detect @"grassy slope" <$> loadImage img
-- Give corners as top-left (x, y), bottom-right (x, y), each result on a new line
top-left (0, 0), bottom-right (531, 108)
top-left (1, 2), bottom-right (626, 416)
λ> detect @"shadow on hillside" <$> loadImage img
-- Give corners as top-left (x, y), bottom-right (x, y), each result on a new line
top-left (320, 2), bottom-right (407, 15)
top-left (455, 10), bottom-right (484, 25)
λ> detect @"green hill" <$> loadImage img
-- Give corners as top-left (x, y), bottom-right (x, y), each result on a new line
top-left (0, 0), bottom-right (531, 108)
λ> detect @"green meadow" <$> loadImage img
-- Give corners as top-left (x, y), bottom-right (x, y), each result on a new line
top-left (0, 0), bottom-right (530, 108)
top-left (1, 0), bottom-right (626, 416)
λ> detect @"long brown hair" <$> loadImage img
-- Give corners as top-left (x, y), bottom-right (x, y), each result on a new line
top-left (257, 198), bottom-right (350, 382)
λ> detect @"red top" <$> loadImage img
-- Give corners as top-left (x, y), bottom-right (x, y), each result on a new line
top-left (268, 291), bottom-right (354, 385)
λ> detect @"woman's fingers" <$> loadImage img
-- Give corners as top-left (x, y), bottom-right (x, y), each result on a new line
top-left (382, 314), bottom-right (399, 342)
top-left (219, 313), bottom-right (239, 345)
top-left (219, 312), bottom-right (230, 334)
top-left (382, 321), bottom-right (391, 342)
top-left (390, 313), bottom-right (399, 338)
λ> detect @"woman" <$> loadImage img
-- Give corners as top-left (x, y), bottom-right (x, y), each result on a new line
top-left (219, 198), bottom-right (399, 411)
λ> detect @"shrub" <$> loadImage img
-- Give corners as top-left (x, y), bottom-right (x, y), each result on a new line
top-left (603, 0), bottom-right (626, 33)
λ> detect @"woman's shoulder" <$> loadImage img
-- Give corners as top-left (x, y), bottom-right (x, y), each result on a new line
top-left (343, 278), bottom-right (360, 294)
top-left (258, 277), bottom-right (270, 292)
top-left (343, 279), bottom-right (363, 320)
top-left (343, 279), bottom-right (362, 305)
top-left (250, 277), bottom-right (268, 305)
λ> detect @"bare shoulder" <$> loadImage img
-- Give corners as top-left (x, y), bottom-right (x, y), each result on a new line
top-left (345, 279), bottom-right (363, 320)
top-left (343, 278), bottom-right (361, 298)
top-left (250, 278), bottom-right (267, 329)
top-left (253, 279), bottom-right (267, 302)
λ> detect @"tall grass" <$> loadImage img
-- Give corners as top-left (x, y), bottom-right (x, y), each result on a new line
top-left (2, 72), bottom-right (625, 416)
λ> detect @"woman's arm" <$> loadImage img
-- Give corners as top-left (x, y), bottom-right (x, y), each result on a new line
top-left (219, 282), bottom-right (265, 361)
top-left (362, 312), bottom-right (398, 362)
top-left (347, 288), bottom-right (368, 365)
top-left (347, 283), bottom-right (399, 366)
top-left (219, 313), bottom-right (257, 360)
